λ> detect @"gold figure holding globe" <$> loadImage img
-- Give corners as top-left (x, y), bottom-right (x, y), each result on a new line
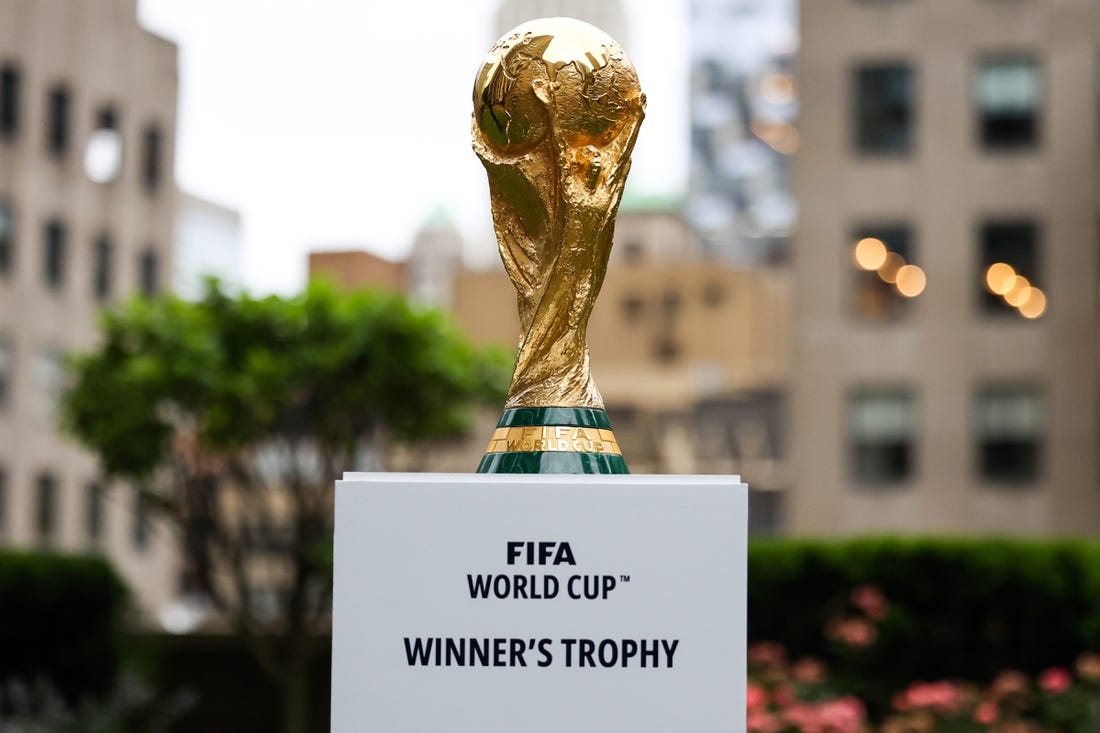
top-left (472, 17), bottom-right (646, 411)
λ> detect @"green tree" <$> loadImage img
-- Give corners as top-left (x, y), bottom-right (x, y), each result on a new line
top-left (62, 281), bottom-right (509, 733)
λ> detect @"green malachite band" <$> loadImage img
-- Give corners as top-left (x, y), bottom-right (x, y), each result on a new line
top-left (496, 407), bottom-right (612, 430)
top-left (478, 407), bottom-right (629, 474)
top-left (477, 451), bottom-right (629, 474)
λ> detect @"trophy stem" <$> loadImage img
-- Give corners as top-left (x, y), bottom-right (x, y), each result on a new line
top-left (477, 407), bottom-right (629, 474)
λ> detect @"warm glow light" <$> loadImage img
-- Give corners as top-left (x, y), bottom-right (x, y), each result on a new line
top-left (854, 238), bottom-right (888, 270)
top-left (760, 72), bottom-right (796, 105)
top-left (750, 120), bottom-right (800, 155)
top-left (1004, 276), bottom-right (1032, 307)
top-left (985, 262), bottom-right (1017, 295)
top-left (895, 265), bottom-right (927, 297)
top-left (877, 253), bottom-right (906, 284)
top-left (1018, 288), bottom-right (1047, 319)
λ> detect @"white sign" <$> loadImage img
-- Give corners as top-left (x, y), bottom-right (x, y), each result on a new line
top-left (331, 473), bottom-right (747, 733)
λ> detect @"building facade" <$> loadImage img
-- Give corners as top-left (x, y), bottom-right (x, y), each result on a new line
top-left (792, 0), bottom-right (1100, 534)
top-left (687, 0), bottom-right (798, 266)
top-left (0, 0), bottom-right (180, 613)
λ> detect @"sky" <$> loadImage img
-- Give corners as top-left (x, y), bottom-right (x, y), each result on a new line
top-left (137, 0), bottom-right (690, 294)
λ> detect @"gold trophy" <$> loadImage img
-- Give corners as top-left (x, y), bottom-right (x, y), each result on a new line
top-left (472, 17), bottom-right (645, 474)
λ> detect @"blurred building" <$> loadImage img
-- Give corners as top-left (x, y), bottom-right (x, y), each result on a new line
top-left (792, 0), bottom-right (1100, 534)
top-left (495, 0), bottom-right (628, 44)
top-left (311, 204), bottom-right (792, 533)
top-left (174, 191), bottom-right (242, 299)
top-left (687, 0), bottom-right (798, 266)
top-left (0, 0), bottom-right (180, 613)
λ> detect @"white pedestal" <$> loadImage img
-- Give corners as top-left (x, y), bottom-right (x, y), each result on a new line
top-left (331, 473), bottom-right (747, 733)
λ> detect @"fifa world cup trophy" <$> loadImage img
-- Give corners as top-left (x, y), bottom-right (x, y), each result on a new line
top-left (472, 18), bottom-right (645, 474)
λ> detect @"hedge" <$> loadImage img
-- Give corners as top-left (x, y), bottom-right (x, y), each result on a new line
top-left (0, 550), bottom-right (129, 701)
top-left (747, 537), bottom-right (1100, 708)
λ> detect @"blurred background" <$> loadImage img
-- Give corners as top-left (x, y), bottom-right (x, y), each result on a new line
top-left (1, 0), bottom-right (1098, 731)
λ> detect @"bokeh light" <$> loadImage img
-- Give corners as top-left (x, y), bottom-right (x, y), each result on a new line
top-left (895, 265), bottom-right (927, 297)
top-left (985, 262), bottom-right (1017, 295)
top-left (877, 253), bottom-right (906, 284)
top-left (854, 238), bottom-right (888, 270)
top-left (1004, 276), bottom-right (1032, 307)
top-left (1018, 287), bottom-right (1047, 319)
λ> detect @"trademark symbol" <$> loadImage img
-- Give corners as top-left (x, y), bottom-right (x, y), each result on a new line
top-left (620, 575), bottom-right (631, 583)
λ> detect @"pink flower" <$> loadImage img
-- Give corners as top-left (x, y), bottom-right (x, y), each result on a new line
top-left (1076, 652), bottom-right (1100, 682)
top-left (1038, 667), bottom-right (1072, 695)
top-left (747, 682), bottom-right (769, 712)
top-left (793, 657), bottom-right (828, 684)
top-left (827, 617), bottom-right (877, 648)
top-left (974, 700), bottom-right (999, 725)
top-left (747, 710), bottom-right (782, 733)
top-left (773, 684), bottom-right (796, 707)
top-left (749, 641), bottom-right (788, 669)
top-left (992, 670), bottom-right (1030, 698)
top-left (903, 681), bottom-right (963, 714)
top-left (850, 584), bottom-right (888, 620)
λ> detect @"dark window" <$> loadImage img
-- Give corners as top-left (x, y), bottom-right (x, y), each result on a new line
top-left (654, 336), bottom-right (680, 363)
top-left (93, 234), bottom-right (113, 301)
top-left (86, 105), bottom-right (122, 183)
top-left (621, 240), bottom-right (643, 265)
top-left (0, 65), bottom-right (19, 139)
top-left (851, 225), bottom-right (924, 320)
top-left (849, 389), bottom-right (915, 484)
top-left (977, 386), bottom-right (1042, 483)
top-left (133, 489), bottom-right (149, 550)
top-left (87, 481), bottom-right (104, 543)
top-left (36, 473), bottom-right (57, 542)
top-left (46, 85), bottom-right (70, 157)
top-left (622, 294), bottom-right (644, 322)
top-left (139, 247), bottom-right (158, 296)
top-left (0, 335), bottom-right (11, 410)
top-left (0, 199), bottom-right (13, 277)
top-left (854, 63), bottom-right (913, 154)
top-left (748, 488), bottom-right (783, 535)
top-left (141, 124), bottom-right (162, 193)
top-left (661, 290), bottom-right (681, 317)
top-left (980, 221), bottom-right (1043, 317)
top-left (702, 281), bottom-right (725, 307)
top-left (977, 56), bottom-right (1039, 150)
top-left (43, 219), bottom-right (66, 290)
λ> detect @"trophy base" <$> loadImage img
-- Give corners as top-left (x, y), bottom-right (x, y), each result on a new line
top-left (476, 407), bottom-right (629, 474)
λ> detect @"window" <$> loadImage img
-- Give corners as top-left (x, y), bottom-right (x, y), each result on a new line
top-left (34, 348), bottom-right (64, 421)
top-left (139, 247), bottom-right (159, 296)
top-left (980, 221), bottom-right (1044, 317)
top-left (851, 225), bottom-right (925, 320)
top-left (0, 335), bottom-right (11, 410)
top-left (46, 85), bottom-right (70, 157)
top-left (748, 488), bottom-right (783, 536)
top-left (36, 473), bottom-right (57, 542)
top-left (87, 481), bottom-right (104, 543)
top-left (0, 64), bottom-right (19, 139)
top-left (0, 199), bottom-right (11, 277)
top-left (621, 240), bottom-right (642, 265)
top-left (133, 489), bottom-right (149, 550)
top-left (43, 219), bottom-right (66, 290)
top-left (621, 293), bottom-right (644, 322)
top-left (977, 56), bottom-right (1039, 150)
top-left (854, 63), bottom-right (913, 155)
top-left (702, 281), bottom-right (725, 307)
top-left (977, 386), bottom-right (1042, 483)
top-left (93, 234), bottom-right (113, 301)
top-left (849, 389), bottom-right (915, 484)
top-left (142, 124), bottom-right (162, 193)
top-left (84, 105), bottom-right (122, 183)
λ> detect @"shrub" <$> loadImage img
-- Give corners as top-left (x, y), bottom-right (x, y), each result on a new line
top-left (0, 551), bottom-right (129, 701)
top-left (747, 538), bottom-right (1100, 711)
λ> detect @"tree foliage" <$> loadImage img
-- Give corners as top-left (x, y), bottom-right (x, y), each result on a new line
top-left (62, 280), bottom-right (510, 733)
